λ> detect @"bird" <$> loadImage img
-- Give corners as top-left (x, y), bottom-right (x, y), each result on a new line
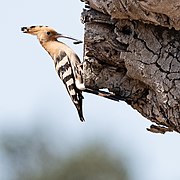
top-left (21, 25), bottom-right (121, 122)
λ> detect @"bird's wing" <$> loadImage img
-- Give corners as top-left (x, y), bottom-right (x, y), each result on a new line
top-left (83, 88), bottom-right (122, 102)
top-left (68, 53), bottom-right (85, 90)
top-left (54, 51), bottom-right (85, 122)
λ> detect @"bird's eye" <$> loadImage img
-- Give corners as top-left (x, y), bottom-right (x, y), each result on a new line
top-left (47, 32), bottom-right (51, 35)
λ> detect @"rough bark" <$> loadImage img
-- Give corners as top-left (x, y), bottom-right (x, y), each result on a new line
top-left (81, 0), bottom-right (180, 134)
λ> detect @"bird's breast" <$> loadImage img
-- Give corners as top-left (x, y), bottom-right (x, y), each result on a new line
top-left (41, 41), bottom-right (62, 60)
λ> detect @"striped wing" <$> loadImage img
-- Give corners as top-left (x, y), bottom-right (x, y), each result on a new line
top-left (54, 51), bottom-right (85, 121)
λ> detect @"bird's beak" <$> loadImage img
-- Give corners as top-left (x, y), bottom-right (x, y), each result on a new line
top-left (56, 33), bottom-right (83, 44)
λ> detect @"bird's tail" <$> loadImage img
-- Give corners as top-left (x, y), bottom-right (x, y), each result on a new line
top-left (76, 104), bottom-right (85, 122)
top-left (84, 88), bottom-right (125, 102)
top-left (74, 91), bottom-right (85, 122)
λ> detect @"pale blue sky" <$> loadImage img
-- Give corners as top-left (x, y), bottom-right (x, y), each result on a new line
top-left (0, 1), bottom-right (180, 180)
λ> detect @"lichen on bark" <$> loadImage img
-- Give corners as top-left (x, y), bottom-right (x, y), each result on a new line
top-left (81, 0), bottom-right (180, 133)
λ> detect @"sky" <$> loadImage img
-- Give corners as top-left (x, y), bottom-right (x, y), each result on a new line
top-left (0, 1), bottom-right (180, 180)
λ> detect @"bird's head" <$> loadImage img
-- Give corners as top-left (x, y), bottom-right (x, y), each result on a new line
top-left (21, 25), bottom-right (63, 42)
top-left (21, 25), bottom-right (82, 44)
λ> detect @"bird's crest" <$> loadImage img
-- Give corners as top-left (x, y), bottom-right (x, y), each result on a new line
top-left (21, 25), bottom-right (56, 35)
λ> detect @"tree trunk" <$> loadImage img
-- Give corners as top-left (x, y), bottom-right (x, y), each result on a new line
top-left (81, 0), bottom-right (180, 134)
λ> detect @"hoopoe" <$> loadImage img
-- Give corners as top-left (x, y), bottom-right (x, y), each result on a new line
top-left (21, 25), bottom-right (120, 122)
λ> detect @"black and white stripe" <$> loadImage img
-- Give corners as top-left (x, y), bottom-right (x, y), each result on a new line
top-left (54, 51), bottom-right (85, 121)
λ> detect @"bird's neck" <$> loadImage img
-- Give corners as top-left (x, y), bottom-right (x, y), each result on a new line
top-left (40, 40), bottom-right (60, 60)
